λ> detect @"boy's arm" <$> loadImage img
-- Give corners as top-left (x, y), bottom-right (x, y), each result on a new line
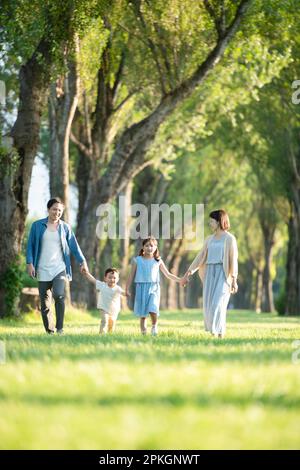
top-left (119, 287), bottom-right (128, 297)
top-left (83, 271), bottom-right (97, 285)
top-left (159, 260), bottom-right (181, 282)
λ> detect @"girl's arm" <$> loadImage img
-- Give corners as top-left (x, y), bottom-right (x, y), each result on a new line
top-left (159, 260), bottom-right (181, 282)
top-left (83, 271), bottom-right (97, 285)
top-left (126, 262), bottom-right (137, 296)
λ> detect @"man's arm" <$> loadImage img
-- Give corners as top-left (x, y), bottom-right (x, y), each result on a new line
top-left (66, 225), bottom-right (89, 272)
top-left (26, 223), bottom-right (36, 278)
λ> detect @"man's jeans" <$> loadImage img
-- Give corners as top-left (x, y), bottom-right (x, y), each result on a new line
top-left (38, 271), bottom-right (66, 332)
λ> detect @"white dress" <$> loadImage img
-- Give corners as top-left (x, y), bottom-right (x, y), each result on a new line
top-left (203, 234), bottom-right (231, 335)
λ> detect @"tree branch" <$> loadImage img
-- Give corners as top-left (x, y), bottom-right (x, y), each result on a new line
top-left (289, 140), bottom-right (300, 186)
top-left (83, 90), bottom-right (93, 151)
top-left (112, 90), bottom-right (137, 113)
top-left (93, 0), bottom-right (253, 204)
top-left (70, 131), bottom-right (92, 159)
top-left (131, 0), bottom-right (168, 95)
top-left (204, 0), bottom-right (226, 39)
top-left (112, 48), bottom-right (126, 98)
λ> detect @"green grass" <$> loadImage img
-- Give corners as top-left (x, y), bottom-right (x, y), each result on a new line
top-left (0, 307), bottom-right (300, 450)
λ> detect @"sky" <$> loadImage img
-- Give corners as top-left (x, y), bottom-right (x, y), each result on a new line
top-left (28, 156), bottom-right (78, 227)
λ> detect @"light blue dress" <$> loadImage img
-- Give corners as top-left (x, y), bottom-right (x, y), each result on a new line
top-left (133, 256), bottom-right (161, 317)
top-left (203, 234), bottom-right (231, 335)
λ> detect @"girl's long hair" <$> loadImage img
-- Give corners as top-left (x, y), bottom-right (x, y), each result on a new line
top-left (139, 237), bottom-right (161, 261)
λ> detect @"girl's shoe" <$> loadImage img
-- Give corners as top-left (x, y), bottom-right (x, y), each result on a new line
top-left (141, 329), bottom-right (147, 335)
top-left (151, 325), bottom-right (158, 336)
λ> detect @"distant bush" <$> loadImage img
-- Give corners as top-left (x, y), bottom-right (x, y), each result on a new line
top-left (275, 289), bottom-right (286, 316)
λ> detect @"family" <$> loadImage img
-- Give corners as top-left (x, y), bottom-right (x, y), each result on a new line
top-left (26, 198), bottom-right (238, 338)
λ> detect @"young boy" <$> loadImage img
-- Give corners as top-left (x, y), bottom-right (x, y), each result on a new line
top-left (83, 268), bottom-right (126, 334)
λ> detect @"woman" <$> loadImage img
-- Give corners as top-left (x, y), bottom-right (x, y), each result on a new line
top-left (182, 209), bottom-right (238, 338)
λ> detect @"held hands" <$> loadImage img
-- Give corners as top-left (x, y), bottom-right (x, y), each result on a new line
top-left (179, 271), bottom-right (192, 287)
top-left (80, 261), bottom-right (89, 275)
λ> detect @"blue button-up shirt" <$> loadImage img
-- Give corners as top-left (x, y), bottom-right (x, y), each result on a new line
top-left (26, 217), bottom-right (86, 281)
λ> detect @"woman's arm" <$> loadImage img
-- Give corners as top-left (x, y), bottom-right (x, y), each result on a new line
top-left (183, 237), bottom-right (210, 278)
top-left (126, 262), bottom-right (137, 296)
top-left (231, 237), bottom-right (238, 278)
top-left (230, 276), bottom-right (238, 294)
top-left (229, 237), bottom-right (238, 293)
top-left (159, 260), bottom-right (181, 282)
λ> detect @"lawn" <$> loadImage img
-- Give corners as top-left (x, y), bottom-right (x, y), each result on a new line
top-left (0, 307), bottom-right (300, 450)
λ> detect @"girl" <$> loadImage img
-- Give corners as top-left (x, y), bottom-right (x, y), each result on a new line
top-left (126, 237), bottom-right (183, 336)
top-left (182, 209), bottom-right (238, 338)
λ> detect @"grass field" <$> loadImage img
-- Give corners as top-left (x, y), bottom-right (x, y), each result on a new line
top-left (0, 307), bottom-right (300, 450)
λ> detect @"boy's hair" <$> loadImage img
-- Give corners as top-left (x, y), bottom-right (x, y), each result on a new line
top-left (104, 267), bottom-right (119, 277)
top-left (47, 197), bottom-right (64, 209)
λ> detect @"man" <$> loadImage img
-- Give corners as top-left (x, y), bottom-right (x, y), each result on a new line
top-left (26, 197), bottom-right (88, 334)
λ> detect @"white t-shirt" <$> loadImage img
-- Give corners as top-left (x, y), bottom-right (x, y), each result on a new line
top-left (95, 281), bottom-right (124, 317)
top-left (37, 228), bottom-right (66, 281)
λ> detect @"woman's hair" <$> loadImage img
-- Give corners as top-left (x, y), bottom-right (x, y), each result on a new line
top-left (47, 197), bottom-right (64, 209)
top-left (209, 209), bottom-right (230, 231)
top-left (105, 267), bottom-right (119, 277)
top-left (139, 237), bottom-right (161, 261)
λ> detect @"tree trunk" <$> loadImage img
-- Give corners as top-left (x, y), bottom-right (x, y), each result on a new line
top-left (255, 268), bottom-right (263, 314)
top-left (49, 41), bottom-right (79, 222)
top-left (0, 38), bottom-right (52, 317)
top-left (185, 275), bottom-right (202, 309)
top-left (166, 254), bottom-right (181, 309)
top-left (261, 233), bottom-right (276, 312)
top-left (232, 260), bottom-right (254, 310)
top-left (285, 196), bottom-right (300, 315)
top-left (119, 181), bottom-right (133, 284)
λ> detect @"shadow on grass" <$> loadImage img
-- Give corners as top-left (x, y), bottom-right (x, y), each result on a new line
top-left (2, 332), bottom-right (295, 364)
top-left (0, 389), bottom-right (299, 410)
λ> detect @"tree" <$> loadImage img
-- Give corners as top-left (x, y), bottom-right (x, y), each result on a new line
top-left (70, 0), bottom-right (254, 305)
top-left (0, 0), bottom-right (100, 316)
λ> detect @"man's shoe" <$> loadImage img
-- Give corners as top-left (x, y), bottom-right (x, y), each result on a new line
top-left (57, 329), bottom-right (64, 335)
